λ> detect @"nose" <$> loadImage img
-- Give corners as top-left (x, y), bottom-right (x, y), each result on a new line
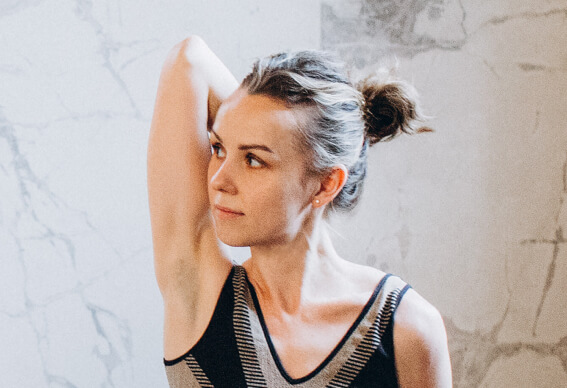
top-left (209, 158), bottom-right (238, 195)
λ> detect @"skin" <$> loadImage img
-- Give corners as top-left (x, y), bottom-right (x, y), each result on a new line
top-left (207, 89), bottom-right (320, 248)
top-left (148, 36), bottom-right (452, 387)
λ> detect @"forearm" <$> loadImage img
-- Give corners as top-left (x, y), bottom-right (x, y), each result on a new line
top-left (171, 36), bottom-right (238, 124)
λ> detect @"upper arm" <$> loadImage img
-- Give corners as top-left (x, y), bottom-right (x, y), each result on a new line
top-left (147, 37), bottom-right (238, 296)
top-left (148, 37), bottom-right (240, 359)
top-left (393, 289), bottom-right (453, 388)
top-left (148, 39), bottom-right (209, 248)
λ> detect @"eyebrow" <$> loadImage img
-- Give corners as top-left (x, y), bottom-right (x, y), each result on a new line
top-left (209, 129), bottom-right (274, 154)
top-left (238, 144), bottom-right (274, 153)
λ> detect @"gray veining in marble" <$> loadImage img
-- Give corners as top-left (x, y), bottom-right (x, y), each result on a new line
top-left (0, 1), bottom-right (320, 386)
top-left (323, 0), bottom-right (567, 387)
top-left (2, 0), bottom-right (566, 387)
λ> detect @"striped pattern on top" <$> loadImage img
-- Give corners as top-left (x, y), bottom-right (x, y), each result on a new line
top-left (164, 265), bottom-right (410, 387)
top-left (185, 355), bottom-right (214, 387)
top-left (232, 266), bottom-right (268, 387)
top-left (326, 288), bottom-right (402, 387)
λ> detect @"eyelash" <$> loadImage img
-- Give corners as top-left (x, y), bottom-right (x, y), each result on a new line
top-left (211, 143), bottom-right (224, 157)
top-left (211, 143), bottom-right (265, 168)
top-left (246, 154), bottom-right (264, 168)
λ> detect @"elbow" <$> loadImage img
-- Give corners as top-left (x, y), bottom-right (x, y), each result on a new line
top-left (177, 35), bottom-right (205, 57)
top-left (163, 35), bottom-right (207, 71)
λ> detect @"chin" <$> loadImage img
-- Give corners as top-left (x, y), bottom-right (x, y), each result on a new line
top-left (219, 237), bottom-right (250, 248)
top-left (216, 227), bottom-right (283, 248)
top-left (215, 228), bottom-right (251, 248)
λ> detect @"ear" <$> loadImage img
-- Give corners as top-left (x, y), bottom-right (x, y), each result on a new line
top-left (312, 165), bottom-right (348, 208)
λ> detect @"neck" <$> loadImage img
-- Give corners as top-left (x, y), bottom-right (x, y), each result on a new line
top-left (244, 218), bottom-right (344, 314)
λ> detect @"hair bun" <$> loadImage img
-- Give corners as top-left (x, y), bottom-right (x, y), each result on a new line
top-left (357, 72), bottom-right (429, 145)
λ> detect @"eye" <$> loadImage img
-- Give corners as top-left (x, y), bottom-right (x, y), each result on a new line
top-left (211, 143), bottom-right (226, 158)
top-left (246, 154), bottom-right (264, 168)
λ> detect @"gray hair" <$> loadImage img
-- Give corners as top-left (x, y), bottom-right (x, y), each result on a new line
top-left (241, 50), bottom-right (425, 212)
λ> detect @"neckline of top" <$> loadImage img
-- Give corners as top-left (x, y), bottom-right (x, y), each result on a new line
top-left (240, 265), bottom-right (390, 385)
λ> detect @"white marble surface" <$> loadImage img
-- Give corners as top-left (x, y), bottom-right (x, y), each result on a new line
top-left (0, 1), bottom-right (320, 387)
top-left (323, 0), bottom-right (567, 387)
top-left (2, 0), bottom-right (566, 387)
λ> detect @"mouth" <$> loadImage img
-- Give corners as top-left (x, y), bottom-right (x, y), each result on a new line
top-left (214, 205), bottom-right (245, 219)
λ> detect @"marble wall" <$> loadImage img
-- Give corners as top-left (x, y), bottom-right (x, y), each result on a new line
top-left (1, 0), bottom-right (565, 387)
top-left (322, 0), bottom-right (567, 387)
top-left (0, 1), bottom-right (319, 387)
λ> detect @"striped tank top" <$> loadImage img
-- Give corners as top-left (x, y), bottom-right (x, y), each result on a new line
top-left (164, 265), bottom-right (411, 387)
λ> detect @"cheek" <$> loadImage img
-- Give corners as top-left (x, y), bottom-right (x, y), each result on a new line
top-left (284, 169), bottom-right (316, 203)
top-left (242, 177), bottom-right (284, 216)
top-left (247, 180), bottom-right (280, 208)
top-left (252, 175), bottom-right (308, 216)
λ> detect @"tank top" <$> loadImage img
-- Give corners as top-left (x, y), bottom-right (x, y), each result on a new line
top-left (164, 265), bottom-right (411, 387)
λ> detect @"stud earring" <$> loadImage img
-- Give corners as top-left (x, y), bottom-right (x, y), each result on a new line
top-left (315, 199), bottom-right (320, 205)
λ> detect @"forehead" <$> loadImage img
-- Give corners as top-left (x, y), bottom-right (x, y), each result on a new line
top-left (213, 89), bottom-right (307, 150)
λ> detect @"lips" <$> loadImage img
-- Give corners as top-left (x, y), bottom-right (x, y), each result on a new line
top-left (214, 205), bottom-right (244, 219)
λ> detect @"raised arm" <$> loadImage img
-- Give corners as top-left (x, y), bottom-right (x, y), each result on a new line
top-left (147, 36), bottom-right (239, 358)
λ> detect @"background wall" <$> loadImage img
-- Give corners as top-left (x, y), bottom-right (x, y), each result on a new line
top-left (0, 1), bottom-right (565, 387)
top-left (323, 1), bottom-right (567, 387)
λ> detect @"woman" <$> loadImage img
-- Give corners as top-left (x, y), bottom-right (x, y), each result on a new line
top-left (148, 36), bottom-right (452, 387)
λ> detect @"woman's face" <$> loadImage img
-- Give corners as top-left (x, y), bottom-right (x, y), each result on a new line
top-left (207, 89), bottom-right (319, 247)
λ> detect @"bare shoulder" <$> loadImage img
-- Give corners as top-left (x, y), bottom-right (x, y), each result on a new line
top-left (394, 288), bottom-right (453, 388)
top-left (339, 260), bottom-right (387, 293)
